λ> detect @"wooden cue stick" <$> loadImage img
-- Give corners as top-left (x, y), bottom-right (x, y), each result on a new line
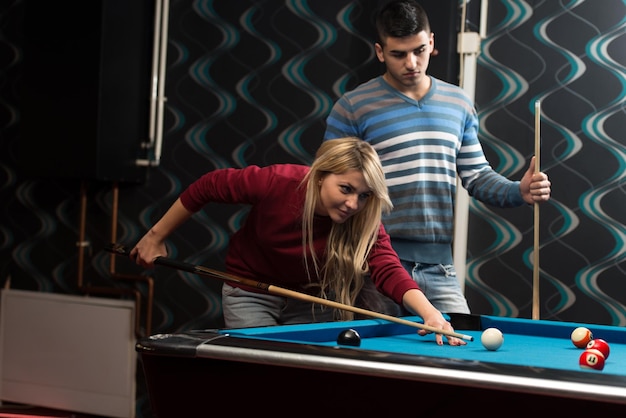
top-left (532, 100), bottom-right (541, 320)
top-left (106, 243), bottom-right (473, 341)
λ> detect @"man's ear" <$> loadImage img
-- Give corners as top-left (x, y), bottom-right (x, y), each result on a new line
top-left (374, 43), bottom-right (385, 63)
top-left (430, 32), bottom-right (436, 55)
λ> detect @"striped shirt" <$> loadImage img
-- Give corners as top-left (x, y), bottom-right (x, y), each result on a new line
top-left (324, 76), bottom-right (524, 264)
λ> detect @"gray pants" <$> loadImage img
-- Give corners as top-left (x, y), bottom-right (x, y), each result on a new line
top-left (221, 282), bottom-right (335, 328)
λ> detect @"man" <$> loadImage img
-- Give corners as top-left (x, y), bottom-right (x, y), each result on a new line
top-left (324, 0), bottom-right (551, 314)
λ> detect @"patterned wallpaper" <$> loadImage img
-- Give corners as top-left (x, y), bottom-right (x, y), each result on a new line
top-left (3, 0), bottom-right (626, 333)
top-left (1, 1), bottom-right (625, 415)
top-left (465, 0), bottom-right (626, 323)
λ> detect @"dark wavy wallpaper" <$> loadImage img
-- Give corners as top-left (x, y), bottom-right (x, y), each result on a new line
top-left (465, 0), bottom-right (626, 324)
top-left (1, 1), bottom-right (625, 417)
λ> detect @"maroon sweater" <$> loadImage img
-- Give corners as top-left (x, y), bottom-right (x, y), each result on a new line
top-left (180, 164), bottom-right (420, 304)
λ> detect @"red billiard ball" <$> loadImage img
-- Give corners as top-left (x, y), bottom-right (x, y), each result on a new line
top-left (571, 327), bottom-right (593, 348)
top-left (587, 338), bottom-right (610, 359)
top-left (579, 348), bottom-right (605, 371)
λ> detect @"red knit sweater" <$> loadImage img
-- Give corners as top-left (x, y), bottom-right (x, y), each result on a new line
top-left (180, 164), bottom-right (420, 304)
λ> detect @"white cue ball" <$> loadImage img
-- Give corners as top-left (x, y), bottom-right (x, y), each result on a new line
top-left (481, 327), bottom-right (504, 351)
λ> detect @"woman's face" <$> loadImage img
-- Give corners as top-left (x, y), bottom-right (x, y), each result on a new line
top-left (316, 169), bottom-right (372, 223)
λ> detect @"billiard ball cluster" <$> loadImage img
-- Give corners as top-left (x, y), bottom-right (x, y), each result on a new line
top-left (572, 326), bottom-right (611, 371)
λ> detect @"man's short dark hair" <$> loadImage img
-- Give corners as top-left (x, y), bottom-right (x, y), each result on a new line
top-left (375, 0), bottom-right (431, 44)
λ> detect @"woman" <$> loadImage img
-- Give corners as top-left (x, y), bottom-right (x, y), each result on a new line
top-left (131, 137), bottom-right (464, 345)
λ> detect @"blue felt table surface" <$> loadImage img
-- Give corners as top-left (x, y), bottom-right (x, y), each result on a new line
top-left (223, 315), bottom-right (626, 375)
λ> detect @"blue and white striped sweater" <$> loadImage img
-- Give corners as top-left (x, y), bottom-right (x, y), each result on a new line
top-left (324, 75), bottom-right (524, 264)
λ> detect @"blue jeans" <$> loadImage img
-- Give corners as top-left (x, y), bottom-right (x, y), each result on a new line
top-left (400, 260), bottom-right (470, 314)
top-left (222, 283), bottom-right (335, 328)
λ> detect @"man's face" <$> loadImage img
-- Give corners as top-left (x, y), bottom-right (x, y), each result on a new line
top-left (375, 31), bottom-right (434, 92)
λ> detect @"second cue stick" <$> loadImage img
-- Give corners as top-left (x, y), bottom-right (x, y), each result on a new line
top-left (106, 243), bottom-right (473, 341)
top-left (532, 100), bottom-right (541, 320)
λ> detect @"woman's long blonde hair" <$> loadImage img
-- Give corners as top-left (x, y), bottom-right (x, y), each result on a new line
top-left (301, 137), bottom-right (393, 320)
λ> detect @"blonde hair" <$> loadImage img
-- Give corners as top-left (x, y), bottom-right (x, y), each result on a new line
top-left (301, 137), bottom-right (393, 320)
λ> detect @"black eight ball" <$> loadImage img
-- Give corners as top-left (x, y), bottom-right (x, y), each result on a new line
top-left (337, 328), bottom-right (361, 347)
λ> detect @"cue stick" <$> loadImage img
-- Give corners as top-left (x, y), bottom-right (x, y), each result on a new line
top-left (105, 243), bottom-right (474, 341)
top-left (532, 100), bottom-right (541, 320)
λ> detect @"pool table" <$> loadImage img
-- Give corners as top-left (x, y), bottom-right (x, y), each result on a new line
top-left (137, 314), bottom-right (626, 416)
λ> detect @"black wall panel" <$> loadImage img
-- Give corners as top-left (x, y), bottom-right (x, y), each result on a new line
top-left (19, 0), bottom-right (154, 182)
top-left (421, 0), bottom-right (461, 84)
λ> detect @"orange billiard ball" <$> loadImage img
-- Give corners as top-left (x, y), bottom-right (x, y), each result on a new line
top-left (579, 348), bottom-right (605, 371)
top-left (587, 338), bottom-right (610, 359)
top-left (571, 327), bottom-right (593, 348)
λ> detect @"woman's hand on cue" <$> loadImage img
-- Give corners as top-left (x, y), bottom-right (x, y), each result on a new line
top-left (402, 289), bottom-right (467, 346)
top-left (130, 232), bottom-right (167, 269)
top-left (420, 313), bottom-right (466, 346)
top-left (131, 198), bottom-right (194, 269)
